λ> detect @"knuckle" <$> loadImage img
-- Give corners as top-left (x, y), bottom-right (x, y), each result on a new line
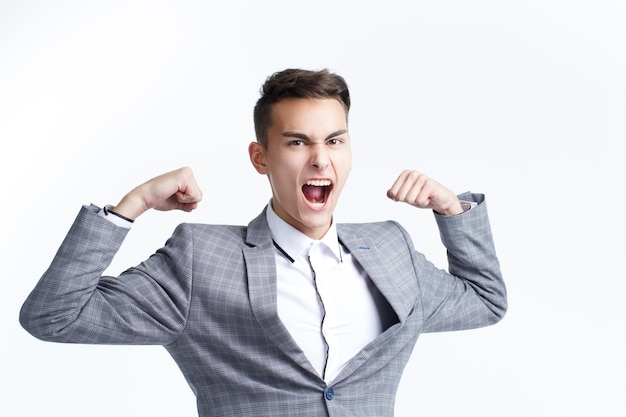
top-left (407, 170), bottom-right (422, 182)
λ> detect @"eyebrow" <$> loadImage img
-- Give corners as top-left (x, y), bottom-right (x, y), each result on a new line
top-left (282, 129), bottom-right (348, 141)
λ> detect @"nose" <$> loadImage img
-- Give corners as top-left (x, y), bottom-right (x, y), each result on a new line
top-left (310, 144), bottom-right (330, 170)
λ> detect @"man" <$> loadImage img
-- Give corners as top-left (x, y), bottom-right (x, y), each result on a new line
top-left (20, 68), bottom-right (507, 416)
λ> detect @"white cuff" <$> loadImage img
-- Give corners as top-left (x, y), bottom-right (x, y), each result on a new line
top-left (98, 205), bottom-right (133, 229)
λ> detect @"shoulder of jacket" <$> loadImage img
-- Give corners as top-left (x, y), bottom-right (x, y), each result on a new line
top-left (337, 220), bottom-right (408, 239)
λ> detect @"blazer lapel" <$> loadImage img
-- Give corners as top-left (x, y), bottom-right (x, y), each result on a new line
top-left (243, 209), bottom-right (318, 376)
top-left (338, 225), bottom-right (417, 324)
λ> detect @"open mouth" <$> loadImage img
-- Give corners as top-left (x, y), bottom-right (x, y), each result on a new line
top-left (302, 179), bottom-right (332, 207)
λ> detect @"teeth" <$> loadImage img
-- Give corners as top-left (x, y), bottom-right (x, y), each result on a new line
top-left (306, 179), bottom-right (331, 186)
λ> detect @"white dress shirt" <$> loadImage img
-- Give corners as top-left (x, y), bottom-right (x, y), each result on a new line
top-left (266, 203), bottom-right (394, 382)
top-left (99, 203), bottom-right (399, 382)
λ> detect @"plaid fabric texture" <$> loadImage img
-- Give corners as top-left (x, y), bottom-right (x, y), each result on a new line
top-left (21, 193), bottom-right (506, 416)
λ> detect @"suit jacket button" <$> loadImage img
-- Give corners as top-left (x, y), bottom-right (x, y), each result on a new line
top-left (325, 387), bottom-right (335, 401)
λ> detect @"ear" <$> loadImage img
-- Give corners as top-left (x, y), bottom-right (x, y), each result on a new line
top-left (248, 141), bottom-right (269, 174)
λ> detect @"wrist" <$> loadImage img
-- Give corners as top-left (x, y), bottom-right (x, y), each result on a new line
top-left (436, 199), bottom-right (464, 216)
top-left (103, 205), bottom-right (135, 224)
top-left (113, 192), bottom-right (149, 221)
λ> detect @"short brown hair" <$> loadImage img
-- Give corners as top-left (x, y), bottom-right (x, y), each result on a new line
top-left (253, 68), bottom-right (351, 147)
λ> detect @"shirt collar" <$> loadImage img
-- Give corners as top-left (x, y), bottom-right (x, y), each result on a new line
top-left (266, 200), bottom-right (342, 262)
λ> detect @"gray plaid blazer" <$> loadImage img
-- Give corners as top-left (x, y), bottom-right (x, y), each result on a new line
top-left (21, 192), bottom-right (506, 416)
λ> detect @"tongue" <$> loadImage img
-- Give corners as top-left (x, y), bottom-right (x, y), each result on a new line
top-left (303, 185), bottom-right (325, 203)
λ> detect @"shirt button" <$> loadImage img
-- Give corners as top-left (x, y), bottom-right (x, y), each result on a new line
top-left (325, 387), bottom-right (335, 401)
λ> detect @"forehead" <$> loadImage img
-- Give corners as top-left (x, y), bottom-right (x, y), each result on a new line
top-left (270, 98), bottom-right (348, 132)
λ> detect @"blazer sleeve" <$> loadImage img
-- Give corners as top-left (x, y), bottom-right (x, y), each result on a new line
top-left (20, 204), bottom-right (193, 345)
top-left (415, 192), bottom-right (507, 332)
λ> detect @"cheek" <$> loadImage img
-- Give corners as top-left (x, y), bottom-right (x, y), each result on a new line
top-left (269, 167), bottom-right (301, 197)
top-left (273, 161), bottom-right (301, 182)
top-left (335, 155), bottom-right (352, 178)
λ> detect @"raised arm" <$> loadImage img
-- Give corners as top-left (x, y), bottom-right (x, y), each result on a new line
top-left (387, 169), bottom-right (507, 331)
top-left (20, 167), bottom-right (203, 344)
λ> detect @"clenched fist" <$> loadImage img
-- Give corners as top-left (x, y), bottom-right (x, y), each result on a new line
top-left (112, 167), bottom-right (203, 220)
top-left (387, 170), bottom-right (463, 216)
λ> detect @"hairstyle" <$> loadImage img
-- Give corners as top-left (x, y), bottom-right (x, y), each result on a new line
top-left (253, 68), bottom-right (351, 147)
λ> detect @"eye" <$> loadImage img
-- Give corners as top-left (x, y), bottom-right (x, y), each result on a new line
top-left (289, 139), bottom-right (304, 146)
top-left (327, 138), bottom-right (342, 145)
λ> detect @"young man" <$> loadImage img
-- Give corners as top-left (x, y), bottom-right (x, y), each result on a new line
top-left (21, 69), bottom-right (507, 416)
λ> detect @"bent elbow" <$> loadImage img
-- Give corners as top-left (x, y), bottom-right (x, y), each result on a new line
top-left (487, 295), bottom-right (508, 325)
top-left (19, 303), bottom-right (48, 341)
top-left (19, 302), bottom-right (71, 342)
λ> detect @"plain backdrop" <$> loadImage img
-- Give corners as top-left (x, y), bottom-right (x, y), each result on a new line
top-left (1, 1), bottom-right (625, 416)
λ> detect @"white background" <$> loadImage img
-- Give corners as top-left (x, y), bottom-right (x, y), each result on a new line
top-left (1, 1), bottom-right (625, 416)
